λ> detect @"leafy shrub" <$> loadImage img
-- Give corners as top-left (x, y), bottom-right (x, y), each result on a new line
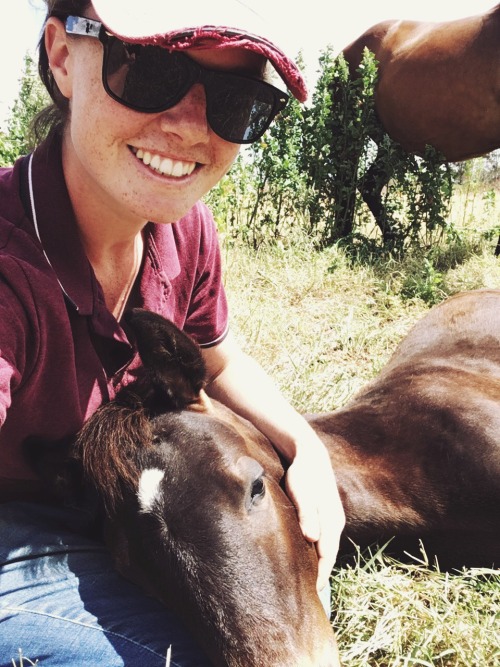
top-left (0, 53), bottom-right (49, 166)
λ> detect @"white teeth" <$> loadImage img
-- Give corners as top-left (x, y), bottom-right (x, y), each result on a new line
top-left (160, 157), bottom-right (174, 174)
top-left (172, 161), bottom-right (184, 178)
top-left (132, 147), bottom-right (195, 177)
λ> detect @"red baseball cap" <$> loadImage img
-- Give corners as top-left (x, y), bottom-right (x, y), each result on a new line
top-left (90, 0), bottom-right (308, 102)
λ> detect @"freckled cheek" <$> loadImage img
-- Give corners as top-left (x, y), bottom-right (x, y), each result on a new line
top-left (69, 95), bottom-right (139, 165)
top-left (69, 66), bottom-right (136, 140)
top-left (212, 142), bottom-right (240, 177)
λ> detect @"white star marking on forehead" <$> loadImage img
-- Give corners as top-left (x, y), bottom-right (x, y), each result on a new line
top-left (138, 468), bottom-right (165, 513)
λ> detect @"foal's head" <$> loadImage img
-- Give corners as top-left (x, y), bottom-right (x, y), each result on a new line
top-left (74, 310), bottom-right (339, 667)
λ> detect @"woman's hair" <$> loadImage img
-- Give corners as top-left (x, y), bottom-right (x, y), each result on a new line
top-left (33, 0), bottom-right (91, 143)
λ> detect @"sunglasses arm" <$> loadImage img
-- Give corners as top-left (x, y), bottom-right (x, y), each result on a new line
top-left (65, 16), bottom-right (104, 39)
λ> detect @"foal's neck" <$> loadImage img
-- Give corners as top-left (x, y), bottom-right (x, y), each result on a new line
top-left (308, 413), bottom-right (434, 539)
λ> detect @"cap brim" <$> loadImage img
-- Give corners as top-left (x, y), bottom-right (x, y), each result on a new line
top-left (91, 0), bottom-right (307, 101)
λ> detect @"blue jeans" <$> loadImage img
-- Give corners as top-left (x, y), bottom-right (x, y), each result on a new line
top-left (0, 502), bottom-right (210, 666)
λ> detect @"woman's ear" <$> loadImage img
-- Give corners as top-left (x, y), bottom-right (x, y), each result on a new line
top-left (44, 17), bottom-right (73, 100)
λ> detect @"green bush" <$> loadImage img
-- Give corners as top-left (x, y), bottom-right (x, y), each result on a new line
top-left (0, 53), bottom-right (49, 166)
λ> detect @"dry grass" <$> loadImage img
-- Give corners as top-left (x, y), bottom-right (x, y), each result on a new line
top-left (333, 552), bottom-right (499, 667)
top-left (222, 235), bottom-right (500, 412)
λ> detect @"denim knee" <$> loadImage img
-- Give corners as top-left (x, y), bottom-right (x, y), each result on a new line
top-left (0, 502), bottom-right (210, 667)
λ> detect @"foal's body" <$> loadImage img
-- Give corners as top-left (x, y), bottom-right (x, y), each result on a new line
top-left (316, 290), bottom-right (500, 567)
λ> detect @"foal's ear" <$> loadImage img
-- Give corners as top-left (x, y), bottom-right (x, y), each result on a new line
top-left (124, 309), bottom-right (207, 411)
top-left (23, 435), bottom-right (84, 503)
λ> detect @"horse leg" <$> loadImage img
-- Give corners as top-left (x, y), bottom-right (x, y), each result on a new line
top-left (359, 146), bottom-right (398, 244)
top-left (331, 157), bottom-right (359, 242)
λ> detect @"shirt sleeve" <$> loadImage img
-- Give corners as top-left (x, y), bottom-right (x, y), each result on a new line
top-left (0, 270), bottom-right (32, 427)
top-left (182, 202), bottom-right (229, 348)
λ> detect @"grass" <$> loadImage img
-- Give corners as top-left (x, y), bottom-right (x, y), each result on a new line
top-left (13, 181), bottom-right (499, 666)
top-left (11, 649), bottom-right (39, 666)
top-left (222, 231), bottom-right (500, 412)
top-left (221, 198), bottom-right (500, 666)
top-left (332, 553), bottom-right (499, 667)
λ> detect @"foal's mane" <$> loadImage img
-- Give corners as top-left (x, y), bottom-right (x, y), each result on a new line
top-left (77, 309), bottom-right (208, 515)
top-left (76, 393), bottom-right (154, 515)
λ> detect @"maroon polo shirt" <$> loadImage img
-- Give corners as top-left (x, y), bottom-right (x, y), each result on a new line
top-left (0, 134), bottom-right (228, 500)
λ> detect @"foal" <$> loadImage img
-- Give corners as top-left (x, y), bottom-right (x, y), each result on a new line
top-left (314, 289), bottom-right (500, 568)
top-left (29, 310), bottom-right (339, 667)
top-left (29, 289), bottom-right (500, 665)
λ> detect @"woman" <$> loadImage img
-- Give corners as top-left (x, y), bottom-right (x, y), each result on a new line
top-left (0, 0), bottom-right (345, 663)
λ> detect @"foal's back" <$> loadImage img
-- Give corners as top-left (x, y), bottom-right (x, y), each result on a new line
top-left (313, 290), bottom-right (500, 567)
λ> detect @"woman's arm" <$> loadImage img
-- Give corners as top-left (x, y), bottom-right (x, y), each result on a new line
top-left (201, 332), bottom-right (345, 590)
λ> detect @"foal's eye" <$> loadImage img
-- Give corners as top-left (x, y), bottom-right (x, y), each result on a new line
top-left (250, 476), bottom-right (266, 505)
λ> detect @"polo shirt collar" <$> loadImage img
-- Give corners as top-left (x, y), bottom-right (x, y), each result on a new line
top-left (28, 134), bottom-right (95, 315)
top-left (26, 133), bottom-right (182, 322)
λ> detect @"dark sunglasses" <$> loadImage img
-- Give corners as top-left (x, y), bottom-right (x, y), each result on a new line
top-left (64, 16), bottom-right (289, 144)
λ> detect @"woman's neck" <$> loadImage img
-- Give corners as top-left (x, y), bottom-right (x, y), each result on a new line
top-left (61, 132), bottom-right (147, 320)
top-left (88, 232), bottom-right (144, 321)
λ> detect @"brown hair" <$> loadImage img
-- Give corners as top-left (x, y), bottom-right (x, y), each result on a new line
top-left (33, 0), bottom-right (91, 143)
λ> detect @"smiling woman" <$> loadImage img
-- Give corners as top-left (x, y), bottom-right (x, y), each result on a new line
top-left (0, 1), bottom-right (344, 665)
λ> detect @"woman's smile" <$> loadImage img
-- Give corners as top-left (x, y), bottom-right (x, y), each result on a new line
top-left (130, 146), bottom-right (197, 178)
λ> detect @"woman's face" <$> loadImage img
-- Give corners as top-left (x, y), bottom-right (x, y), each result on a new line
top-left (47, 15), bottom-right (265, 228)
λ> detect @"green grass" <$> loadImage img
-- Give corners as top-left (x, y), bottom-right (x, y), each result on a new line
top-left (222, 234), bottom-right (500, 411)
top-left (332, 552), bottom-right (499, 667)
top-left (222, 223), bottom-right (500, 666)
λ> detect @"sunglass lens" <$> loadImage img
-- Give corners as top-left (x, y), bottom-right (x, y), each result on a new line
top-left (104, 40), bottom-right (192, 111)
top-left (206, 75), bottom-right (279, 143)
top-left (102, 39), bottom-right (286, 143)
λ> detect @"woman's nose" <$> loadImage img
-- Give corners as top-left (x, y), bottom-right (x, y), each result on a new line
top-left (159, 84), bottom-right (210, 143)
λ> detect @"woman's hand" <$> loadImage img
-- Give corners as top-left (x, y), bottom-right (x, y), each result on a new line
top-left (285, 438), bottom-right (345, 590)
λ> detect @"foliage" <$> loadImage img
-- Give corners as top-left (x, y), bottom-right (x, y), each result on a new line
top-left (400, 257), bottom-right (446, 305)
top-left (207, 59), bottom-right (309, 249)
top-left (204, 154), bottom-right (256, 243)
top-left (1, 45), bottom-right (485, 257)
top-left (246, 85), bottom-right (308, 248)
top-left (365, 140), bottom-right (454, 253)
top-left (452, 149), bottom-right (500, 186)
top-left (209, 46), bottom-right (456, 254)
top-left (300, 48), bottom-right (379, 246)
top-left (298, 48), bottom-right (453, 252)
top-left (0, 52), bottom-right (49, 167)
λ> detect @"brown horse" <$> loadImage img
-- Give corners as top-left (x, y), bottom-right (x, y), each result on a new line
top-left (28, 290), bottom-right (500, 666)
top-left (341, 4), bottom-right (500, 243)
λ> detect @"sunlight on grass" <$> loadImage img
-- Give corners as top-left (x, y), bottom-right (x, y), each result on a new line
top-left (331, 549), bottom-right (499, 667)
